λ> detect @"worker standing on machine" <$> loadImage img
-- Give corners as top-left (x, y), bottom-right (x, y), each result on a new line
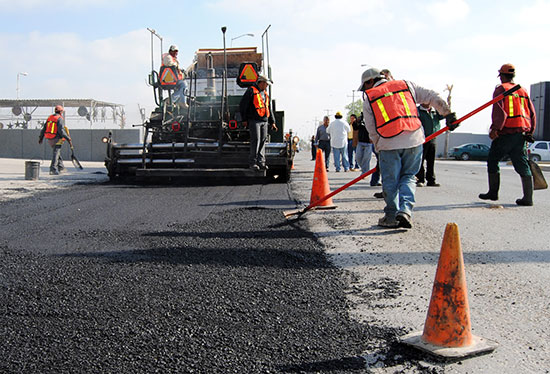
top-left (39, 105), bottom-right (72, 175)
top-left (240, 75), bottom-right (277, 171)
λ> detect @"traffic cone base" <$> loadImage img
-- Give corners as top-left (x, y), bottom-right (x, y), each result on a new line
top-left (401, 331), bottom-right (498, 359)
top-left (400, 223), bottom-right (498, 359)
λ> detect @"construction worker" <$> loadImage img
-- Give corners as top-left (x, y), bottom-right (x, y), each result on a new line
top-left (326, 111), bottom-right (351, 172)
top-left (38, 105), bottom-right (72, 175)
top-left (479, 63), bottom-right (537, 206)
top-left (315, 116), bottom-right (331, 171)
top-left (239, 75), bottom-right (277, 171)
top-left (416, 103), bottom-right (444, 187)
top-left (358, 67), bottom-right (457, 228)
top-left (310, 135), bottom-right (317, 161)
top-left (162, 45), bottom-right (187, 104)
top-left (352, 113), bottom-right (372, 175)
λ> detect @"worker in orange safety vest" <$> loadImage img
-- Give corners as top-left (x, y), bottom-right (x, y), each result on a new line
top-left (161, 44), bottom-right (187, 104)
top-left (39, 105), bottom-right (72, 175)
top-left (479, 63), bottom-right (537, 206)
top-left (239, 75), bottom-right (278, 171)
top-left (359, 67), bottom-right (457, 229)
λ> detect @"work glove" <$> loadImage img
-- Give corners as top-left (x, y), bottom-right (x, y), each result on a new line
top-left (523, 133), bottom-right (535, 143)
top-left (445, 112), bottom-right (459, 131)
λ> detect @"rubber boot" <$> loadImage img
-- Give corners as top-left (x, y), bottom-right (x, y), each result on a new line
top-left (479, 173), bottom-right (500, 201)
top-left (516, 176), bottom-right (534, 206)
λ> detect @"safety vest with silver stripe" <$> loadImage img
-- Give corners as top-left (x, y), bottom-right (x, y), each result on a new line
top-left (500, 82), bottom-right (532, 131)
top-left (367, 80), bottom-right (421, 138)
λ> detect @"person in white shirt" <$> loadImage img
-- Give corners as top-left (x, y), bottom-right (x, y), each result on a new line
top-left (326, 111), bottom-right (351, 172)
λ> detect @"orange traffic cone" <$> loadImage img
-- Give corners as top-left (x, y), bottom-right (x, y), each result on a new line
top-left (309, 148), bottom-right (336, 210)
top-left (401, 223), bottom-right (498, 358)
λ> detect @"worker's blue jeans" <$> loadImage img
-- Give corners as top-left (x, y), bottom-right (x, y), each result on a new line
top-left (355, 141), bottom-right (372, 174)
top-left (332, 145), bottom-right (349, 172)
top-left (379, 145), bottom-right (422, 219)
top-left (172, 79), bottom-right (187, 103)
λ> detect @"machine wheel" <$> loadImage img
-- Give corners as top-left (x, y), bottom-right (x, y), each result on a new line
top-left (460, 152), bottom-right (470, 161)
top-left (530, 154), bottom-right (541, 162)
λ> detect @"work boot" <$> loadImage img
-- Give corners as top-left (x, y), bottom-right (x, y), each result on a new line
top-left (378, 215), bottom-right (398, 228)
top-left (396, 212), bottom-right (412, 229)
top-left (516, 176), bottom-right (534, 206)
top-left (479, 173), bottom-right (500, 201)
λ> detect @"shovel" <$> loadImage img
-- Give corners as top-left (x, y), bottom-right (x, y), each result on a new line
top-left (284, 84), bottom-right (522, 219)
top-left (70, 145), bottom-right (83, 170)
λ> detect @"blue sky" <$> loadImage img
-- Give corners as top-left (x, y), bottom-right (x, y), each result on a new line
top-left (1, 0), bottom-right (549, 137)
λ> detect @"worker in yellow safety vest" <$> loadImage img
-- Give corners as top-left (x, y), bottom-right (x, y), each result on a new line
top-left (39, 105), bottom-right (72, 175)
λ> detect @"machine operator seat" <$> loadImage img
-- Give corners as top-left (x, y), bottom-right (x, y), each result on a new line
top-left (158, 65), bottom-right (180, 91)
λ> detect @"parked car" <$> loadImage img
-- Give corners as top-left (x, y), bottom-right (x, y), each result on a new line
top-left (527, 141), bottom-right (550, 161)
top-left (450, 143), bottom-right (490, 161)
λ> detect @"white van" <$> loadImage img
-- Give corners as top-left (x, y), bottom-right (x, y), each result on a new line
top-left (527, 141), bottom-right (550, 161)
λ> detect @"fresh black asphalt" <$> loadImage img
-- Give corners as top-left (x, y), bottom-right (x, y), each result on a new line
top-left (0, 182), bottom-right (441, 373)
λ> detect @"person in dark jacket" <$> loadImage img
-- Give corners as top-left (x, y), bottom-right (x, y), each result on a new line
top-left (310, 135), bottom-right (317, 160)
top-left (239, 75), bottom-right (277, 170)
top-left (38, 105), bottom-right (72, 175)
top-left (416, 103), bottom-right (444, 187)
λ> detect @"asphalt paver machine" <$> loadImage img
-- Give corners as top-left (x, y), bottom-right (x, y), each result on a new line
top-left (104, 26), bottom-right (296, 181)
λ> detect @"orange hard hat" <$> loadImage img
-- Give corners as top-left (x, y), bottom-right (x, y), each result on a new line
top-left (498, 63), bottom-right (515, 75)
top-left (54, 105), bottom-right (64, 113)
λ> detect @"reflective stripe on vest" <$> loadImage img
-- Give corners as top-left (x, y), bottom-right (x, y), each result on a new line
top-left (45, 114), bottom-right (60, 139)
top-left (501, 82), bottom-right (531, 130)
top-left (366, 80), bottom-right (421, 138)
top-left (252, 86), bottom-right (270, 118)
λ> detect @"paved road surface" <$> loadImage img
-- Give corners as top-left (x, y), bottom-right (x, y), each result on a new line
top-left (290, 150), bottom-right (550, 373)
top-left (1, 154), bottom-right (549, 373)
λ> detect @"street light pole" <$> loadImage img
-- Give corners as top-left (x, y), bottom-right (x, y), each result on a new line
top-left (16, 72), bottom-right (28, 100)
top-left (230, 33), bottom-right (254, 47)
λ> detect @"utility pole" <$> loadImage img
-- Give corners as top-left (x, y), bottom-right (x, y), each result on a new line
top-left (324, 109), bottom-right (331, 117)
top-left (444, 84), bottom-right (454, 158)
top-left (347, 90), bottom-right (358, 118)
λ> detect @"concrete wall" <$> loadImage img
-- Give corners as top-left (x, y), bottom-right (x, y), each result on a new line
top-left (0, 129), bottom-right (140, 161)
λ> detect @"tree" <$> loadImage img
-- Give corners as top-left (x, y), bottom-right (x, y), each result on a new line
top-left (345, 99), bottom-right (363, 121)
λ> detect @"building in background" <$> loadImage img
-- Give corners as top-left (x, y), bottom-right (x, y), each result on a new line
top-left (530, 82), bottom-right (550, 141)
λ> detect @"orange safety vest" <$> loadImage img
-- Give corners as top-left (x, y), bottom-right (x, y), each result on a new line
top-left (500, 82), bottom-right (531, 131)
top-left (366, 80), bottom-right (421, 138)
top-left (252, 86), bottom-right (270, 118)
top-left (44, 114), bottom-right (61, 139)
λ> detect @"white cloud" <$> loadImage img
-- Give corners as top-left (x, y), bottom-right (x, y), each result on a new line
top-left (518, 0), bottom-right (550, 25)
top-left (0, 0), bottom-right (127, 11)
top-left (426, 0), bottom-right (470, 26)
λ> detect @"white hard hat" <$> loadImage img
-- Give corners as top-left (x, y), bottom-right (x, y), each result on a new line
top-left (169, 45), bottom-right (179, 52)
top-left (358, 68), bottom-right (383, 91)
